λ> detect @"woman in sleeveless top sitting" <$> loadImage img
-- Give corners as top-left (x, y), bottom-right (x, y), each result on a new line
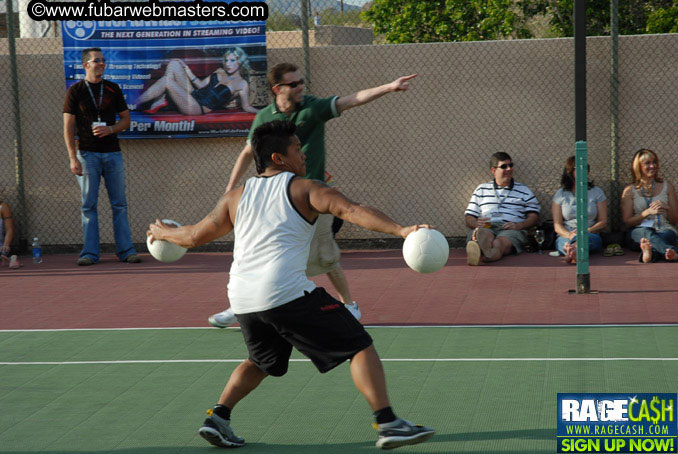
top-left (552, 156), bottom-right (608, 264)
top-left (621, 148), bottom-right (678, 263)
top-left (137, 47), bottom-right (259, 115)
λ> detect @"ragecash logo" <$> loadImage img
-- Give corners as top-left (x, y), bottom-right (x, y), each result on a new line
top-left (63, 21), bottom-right (96, 40)
top-left (557, 393), bottom-right (677, 453)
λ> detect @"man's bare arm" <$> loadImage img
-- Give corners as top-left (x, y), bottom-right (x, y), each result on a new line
top-left (465, 214), bottom-right (481, 229)
top-left (335, 74), bottom-right (417, 114)
top-left (148, 189), bottom-right (239, 248)
top-left (307, 181), bottom-right (413, 238)
top-left (63, 113), bottom-right (82, 176)
top-left (521, 212), bottom-right (540, 230)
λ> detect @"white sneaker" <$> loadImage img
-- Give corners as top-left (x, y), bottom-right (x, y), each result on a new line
top-left (208, 308), bottom-right (237, 328)
top-left (9, 255), bottom-right (20, 269)
top-left (199, 412), bottom-right (245, 447)
top-left (346, 302), bottom-right (361, 321)
top-left (376, 418), bottom-right (435, 449)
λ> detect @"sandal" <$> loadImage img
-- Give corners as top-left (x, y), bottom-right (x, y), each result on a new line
top-left (603, 245), bottom-right (615, 257)
top-left (610, 243), bottom-right (625, 256)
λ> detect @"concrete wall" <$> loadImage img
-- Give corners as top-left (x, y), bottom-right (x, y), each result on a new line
top-left (1, 33), bottom-right (677, 248)
top-left (267, 26), bottom-right (373, 48)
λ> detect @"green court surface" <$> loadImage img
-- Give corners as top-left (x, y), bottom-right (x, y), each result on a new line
top-left (1, 326), bottom-right (677, 453)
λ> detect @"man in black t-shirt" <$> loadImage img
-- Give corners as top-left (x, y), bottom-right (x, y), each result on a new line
top-left (63, 47), bottom-right (140, 266)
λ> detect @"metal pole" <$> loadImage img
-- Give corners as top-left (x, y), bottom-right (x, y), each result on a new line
top-left (574, 0), bottom-right (586, 143)
top-left (574, 0), bottom-right (590, 293)
top-left (575, 142), bottom-right (590, 293)
top-left (300, 0), bottom-right (311, 91)
top-left (610, 0), bottom-right (620, 232)
top-left (7, 0), bottom-right (28, 253)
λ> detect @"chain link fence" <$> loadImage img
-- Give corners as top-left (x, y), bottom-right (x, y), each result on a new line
top-left (1, 0), bottom-right (677, 254)
top-left (615, 32), bottom-right (678, 224)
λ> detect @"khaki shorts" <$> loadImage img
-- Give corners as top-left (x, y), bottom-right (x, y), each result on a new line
top-left (306, 213), bottom-right (341, 277)
top-left (466, 225), bottom-right (529, 255)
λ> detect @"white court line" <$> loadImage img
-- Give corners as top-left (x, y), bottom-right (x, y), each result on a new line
top-left (1, 358), bottom-right (678, 366)
top-left (1, 323), bottom-right (678, 333)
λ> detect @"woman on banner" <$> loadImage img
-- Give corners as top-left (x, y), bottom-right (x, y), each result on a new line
top-left (621, 148), bottom-right (678, 263)
top-left (138, 47), bottom-right (259, 115)
top-left (551, 156), bottom-right (607, 263)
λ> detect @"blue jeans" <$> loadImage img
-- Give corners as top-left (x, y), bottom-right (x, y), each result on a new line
top-left (628, 227), bottom-right (677, 262)
top-left (555, 233), bottom-right (603, 256)
top-left (76, 151), bottom-right (136, 262)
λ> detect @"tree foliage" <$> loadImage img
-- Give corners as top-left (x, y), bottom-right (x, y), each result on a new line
top-left (266, 11), bottom-right (301, 31)
top-left (361, 0), bottom-right (531, 43)
top-left (519, 0), bottom-right (677, 36)
top-left (646, 1), bottom-right (678, 33)
top-left (315, 9), bottom-right (365, 27)
top-left (362, 0), bottom-right (678, 43)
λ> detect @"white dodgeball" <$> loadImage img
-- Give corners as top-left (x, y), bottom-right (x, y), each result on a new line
top-left (402, 228), bottom-right (449, 273)
top-left (147, 219), bottom-right (187, 263)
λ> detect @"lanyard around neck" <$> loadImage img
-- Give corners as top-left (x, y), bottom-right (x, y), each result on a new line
top-left (640, 180), bottom-right (660, 229)
top-left (493, 184), bottom-right (513, 211)
top-left (85, 80), bottom-right (104, 122)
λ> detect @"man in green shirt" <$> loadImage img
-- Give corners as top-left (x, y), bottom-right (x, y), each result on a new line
top-left (208, 63), bottom-right (416, 328)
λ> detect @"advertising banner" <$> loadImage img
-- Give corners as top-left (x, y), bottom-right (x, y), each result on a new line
top-left (557, 393), bottom-right (677, 453)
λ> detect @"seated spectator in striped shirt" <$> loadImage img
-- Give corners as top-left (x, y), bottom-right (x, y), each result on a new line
top-left (464, 152), bottom-right (541, 266)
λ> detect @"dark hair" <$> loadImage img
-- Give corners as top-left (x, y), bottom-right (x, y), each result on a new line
top-left (490, 152), bottom-right (512, 168)
top-left (268, 62), bottom-right (298, 93)
top-left (251, 121), bottom-right (297, 174)
top-left (560, 155), bottom-right (594, 192)
top-left (81, 47), bottom-right (102, 65)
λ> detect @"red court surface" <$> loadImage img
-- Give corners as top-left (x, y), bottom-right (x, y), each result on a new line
top-left (2, 249), bottom-right (677, 330)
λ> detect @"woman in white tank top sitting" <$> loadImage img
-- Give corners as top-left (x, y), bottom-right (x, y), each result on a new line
top-left (621, 148), bottom-right (678, 263)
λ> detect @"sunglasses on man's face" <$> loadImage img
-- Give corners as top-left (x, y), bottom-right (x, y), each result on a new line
top-left (277, 79), bottom-right (304, 88)
top-left (88, 58), bottom-right (106, 64)
top-left (494, 163), bottom-right (514, 170)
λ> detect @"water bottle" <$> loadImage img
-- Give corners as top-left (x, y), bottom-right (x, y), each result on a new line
top-left (32, 237), bottom-right (43, 263)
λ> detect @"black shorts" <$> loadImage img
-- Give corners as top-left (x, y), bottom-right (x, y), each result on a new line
top-left (236, 287), bottom-right (373, 377)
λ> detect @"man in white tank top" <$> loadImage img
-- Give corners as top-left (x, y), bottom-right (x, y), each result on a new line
top-left (208, 63), bottom-right (418, 328)
top-left (148, 121), bottom-right (435, 450)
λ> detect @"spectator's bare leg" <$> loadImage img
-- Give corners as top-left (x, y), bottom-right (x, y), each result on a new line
top-left (564, 242), bottom-right (577, 263)
top-left (640, 238), bottom-right (653, 263)
top-left (483, 236), bottom-right (512, 262)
